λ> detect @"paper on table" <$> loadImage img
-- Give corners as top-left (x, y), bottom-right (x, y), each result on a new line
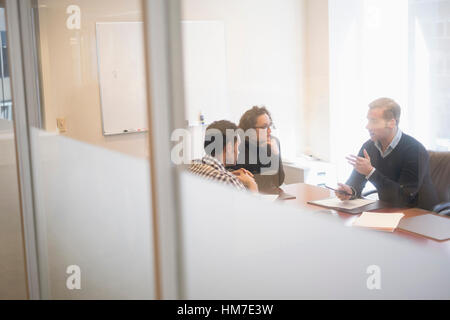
top-left (312, 198), bottom-right (376, 210)
top-left (353, 212), bottom-right (405, 232)
top-left (255, 194), bottom-right (279, 202)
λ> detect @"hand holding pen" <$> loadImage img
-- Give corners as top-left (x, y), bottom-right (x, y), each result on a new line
top-left (325, 184), bottom-right (353, 201)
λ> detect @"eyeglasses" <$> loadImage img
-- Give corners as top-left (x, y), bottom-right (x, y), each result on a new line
top-left (254, 123), bottom-right (274, 130)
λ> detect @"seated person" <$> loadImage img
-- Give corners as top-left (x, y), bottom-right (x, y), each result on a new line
top-left (335, 98), bottom-right (438, 210)
top-left (229, 106), bottom-right (285, 192)
top-left (190, 120), bottom-right (258, 192)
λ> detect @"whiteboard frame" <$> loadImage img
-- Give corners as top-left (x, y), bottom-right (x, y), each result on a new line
top-left (95, 21), bottom-right (149, 136)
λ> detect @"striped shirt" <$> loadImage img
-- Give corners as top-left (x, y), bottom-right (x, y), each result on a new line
top-left (189, 155), bottom-right (246, 190)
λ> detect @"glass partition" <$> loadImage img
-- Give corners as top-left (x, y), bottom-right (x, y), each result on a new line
top-left (26, 0), bottom-right (156, 299)
top-left (178, 0), bottom-right (450, 300)
top-left (5, 0), bottom-right (449, 300)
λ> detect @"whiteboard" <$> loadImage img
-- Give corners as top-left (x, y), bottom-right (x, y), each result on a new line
top-left (182, 21), bottom-right (229, 125)
top-left (96, 22), bottom-right (148, 135)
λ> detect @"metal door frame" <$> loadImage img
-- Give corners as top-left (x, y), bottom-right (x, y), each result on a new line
top-left (4, 0), bottom-right (41, 300)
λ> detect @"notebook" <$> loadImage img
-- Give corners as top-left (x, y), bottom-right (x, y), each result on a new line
top-left (397, 214), bottom-right (450, 241)
top-left (353, 212), bottom-right (405, 232)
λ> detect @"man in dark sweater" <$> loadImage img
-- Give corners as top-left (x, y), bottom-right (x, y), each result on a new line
top-left (336, 98), bottom-right (438, 210)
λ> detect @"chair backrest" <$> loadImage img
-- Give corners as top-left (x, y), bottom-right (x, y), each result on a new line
top-left (428, 151), bottom-right (450, 203)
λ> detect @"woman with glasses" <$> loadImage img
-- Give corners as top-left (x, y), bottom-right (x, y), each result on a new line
top-left (229, 106), bottom-right (285, 192)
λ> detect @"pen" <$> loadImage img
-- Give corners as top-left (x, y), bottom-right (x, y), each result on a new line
top-left (324, 185), bottom-right (353, 197)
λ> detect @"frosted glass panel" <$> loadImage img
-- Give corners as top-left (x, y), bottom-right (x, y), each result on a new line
top-left (180, 172), bottom-right (450, 299)
top-left (30, 128), bottom-right (154, 299)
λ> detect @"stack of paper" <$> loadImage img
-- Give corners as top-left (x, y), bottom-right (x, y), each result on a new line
top-left (313, 198), bottom-right (376, 210)
top-left (353, 212), bottom-right (405, 232)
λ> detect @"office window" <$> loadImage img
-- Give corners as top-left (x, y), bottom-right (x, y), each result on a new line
top-left (1, 31), bottom-right (9, 78)
top-left (329, 0), bottom-right (450, 181)
top-left (0, 9), bottom-right (12, 121)
top-left (409, 0), bottom-right (450, 151)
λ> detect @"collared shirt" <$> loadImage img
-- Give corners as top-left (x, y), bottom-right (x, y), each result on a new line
top-left (365, 128), bottom-right (403, 181)
top-left (189, 155), bottom-right (246, 190)
top-left (375, 128), bottom-right (403, 159)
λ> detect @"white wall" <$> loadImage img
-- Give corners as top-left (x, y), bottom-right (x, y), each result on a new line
top-left (37, 0), bottom-right (149, 158)
top-left (182, 0), bottom-right (307, 159)
top-left (305, 0), bottom-right (330, 161)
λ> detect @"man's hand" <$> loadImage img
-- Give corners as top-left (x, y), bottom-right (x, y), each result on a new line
top-left (231, 168), bottom-right (254, 178)
top-left (346, 149), bottom-right (374, 176)
top-left (233, 169), bottom-right (258, 192)
top-left (335, 183), bottom-right (353, 201)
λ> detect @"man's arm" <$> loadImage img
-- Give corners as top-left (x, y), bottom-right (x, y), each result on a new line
top-left (345, 146), bottom-right (370, 198)
top-left (368, 145), bottom-right (426, 207)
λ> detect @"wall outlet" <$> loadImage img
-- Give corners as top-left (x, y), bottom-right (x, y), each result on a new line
top-left (56, 118), bottom-right (67, 133)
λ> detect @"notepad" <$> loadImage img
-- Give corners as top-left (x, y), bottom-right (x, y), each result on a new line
top-left (311, 198), bottom-right (376, 210)
top-left (353, 212), bottom-right (405, 232)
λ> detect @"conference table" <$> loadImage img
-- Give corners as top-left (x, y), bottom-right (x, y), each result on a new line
top-left (277, 183), bottom-right (449, 248)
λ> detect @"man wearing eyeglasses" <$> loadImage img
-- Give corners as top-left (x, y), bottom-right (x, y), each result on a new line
top-left (335, 98), bottom-right (438, 210)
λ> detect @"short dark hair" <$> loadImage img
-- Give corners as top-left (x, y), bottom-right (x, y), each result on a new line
top-left (204, 120), bottom-right (238, 157)
top-left (238, 106), bottom-right (273, 131)
top-left (369, 98), bottom-right (401, 125)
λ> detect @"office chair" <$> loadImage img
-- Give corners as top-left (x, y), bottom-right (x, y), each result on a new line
top-left (362, 151), bottom-right (450, 216)
top-left (433, 202), bottom-right (450, 216)
top-left (428, 151), bottom-right (450, 216)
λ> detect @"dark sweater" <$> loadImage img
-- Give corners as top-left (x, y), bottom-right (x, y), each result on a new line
top-left (229, 137), bottom-right (285, 191)
top-left (347, 133), bottom-right (439, 210)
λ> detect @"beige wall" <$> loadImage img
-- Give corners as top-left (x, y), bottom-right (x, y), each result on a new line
top-left (37, 0), bottom-right (331, 160)
top-left (182, 0), bottom-right (307, 159)
top-left (182, 0), bottom-right (332, 161)
top-left (37, 0), bottom-right (149, 158)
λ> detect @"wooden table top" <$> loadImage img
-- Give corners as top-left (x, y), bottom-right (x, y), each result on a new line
top-left (280, 183), bottom-right (449, 246)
